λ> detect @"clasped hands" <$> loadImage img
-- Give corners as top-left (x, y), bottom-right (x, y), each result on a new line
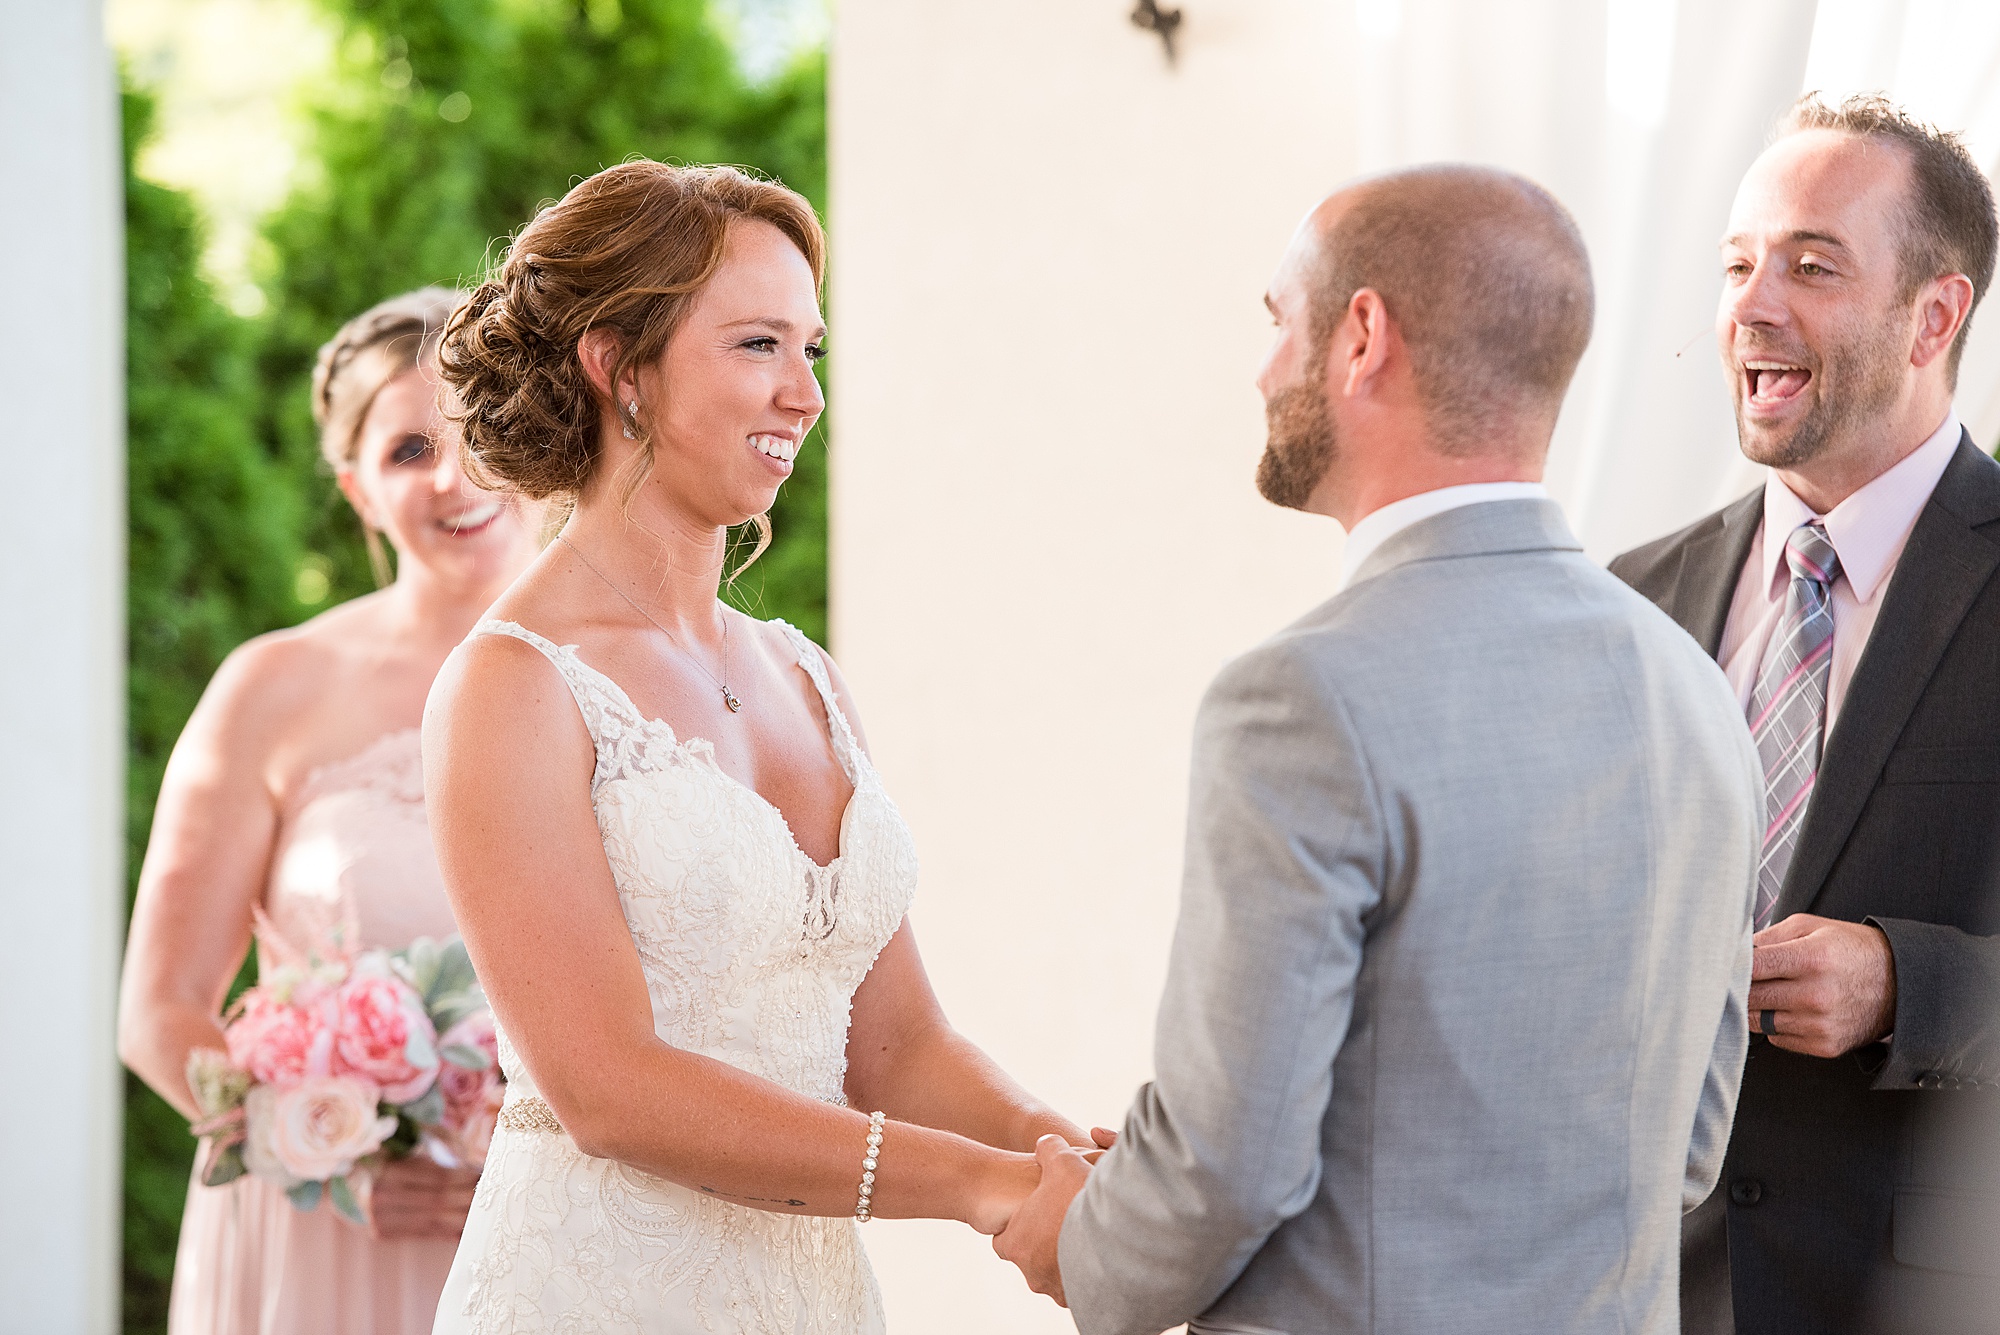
top-left (980, 916), bottom-right (1898, 1306)
top-left (987, 1126), bottom-right (1117, 1307)
top-left (1749, 913), bottom-right (1897, 1058)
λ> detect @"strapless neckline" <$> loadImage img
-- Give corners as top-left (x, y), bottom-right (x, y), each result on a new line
top-left (286, 726), bottom-right (423, 817)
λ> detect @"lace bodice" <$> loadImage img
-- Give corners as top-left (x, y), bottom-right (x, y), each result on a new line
top-left (434, 617), bottom-right (917, 1334)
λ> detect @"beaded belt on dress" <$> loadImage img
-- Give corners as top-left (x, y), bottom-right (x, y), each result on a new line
top-left (498, 1086), bottom-right (844, 1136)
top-left (497, 1095), bottom-right (564, 1135)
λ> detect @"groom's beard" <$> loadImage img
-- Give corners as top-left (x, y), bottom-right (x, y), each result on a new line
top-left (1256, 374), bottom-right (1338, 511)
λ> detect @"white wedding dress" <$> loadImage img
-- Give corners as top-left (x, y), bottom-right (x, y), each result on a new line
top-left (432, 619), bottom-right (918, 1334)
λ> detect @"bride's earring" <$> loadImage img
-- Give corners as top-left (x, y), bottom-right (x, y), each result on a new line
top-left (622, 400), bottom-right (639, 440)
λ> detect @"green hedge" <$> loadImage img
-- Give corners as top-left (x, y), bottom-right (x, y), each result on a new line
top-left (121, 4), bottom-right (828, 1327)
top-left (122, 80), bottom-right (310, 1331)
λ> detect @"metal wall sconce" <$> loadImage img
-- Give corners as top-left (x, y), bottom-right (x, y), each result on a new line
top-left (1131, 0), bottom-right (1184, 67)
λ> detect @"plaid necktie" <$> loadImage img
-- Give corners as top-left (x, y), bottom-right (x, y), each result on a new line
top-left (1747, 521), bottom-right (1841, 929)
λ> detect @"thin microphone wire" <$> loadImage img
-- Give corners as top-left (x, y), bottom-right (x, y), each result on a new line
top-left (1674, 326), bottom-right (1714, 358)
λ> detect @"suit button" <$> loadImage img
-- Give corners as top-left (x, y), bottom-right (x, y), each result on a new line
top-left (1917, 1072), bottom-right (1943, 1089)
top-left (1730, 1179), bottom-right (1763, 1206)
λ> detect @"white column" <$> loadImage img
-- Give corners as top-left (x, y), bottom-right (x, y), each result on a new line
top-left (0, 2), bottom-right (127, 1331)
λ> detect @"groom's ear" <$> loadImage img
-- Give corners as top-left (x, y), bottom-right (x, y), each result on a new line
top-left (1332, 287), bottom-right (1397, 401)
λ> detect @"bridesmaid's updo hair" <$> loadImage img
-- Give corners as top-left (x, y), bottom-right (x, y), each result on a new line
top-left (439, 161), bottom-right (825, 503)
top-left (312, 286), bottom-right (464, 584)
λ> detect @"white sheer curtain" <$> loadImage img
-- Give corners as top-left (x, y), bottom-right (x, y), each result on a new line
top-left (1349, 0), bottom-right (2000, 560)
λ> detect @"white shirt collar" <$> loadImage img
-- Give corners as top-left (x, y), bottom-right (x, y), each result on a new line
top-left (1759, 411), bottom-right (1962, 604)
top-left (1339, 482), bottom-right (1550, 589)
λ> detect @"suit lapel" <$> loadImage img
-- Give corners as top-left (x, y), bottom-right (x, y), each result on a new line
top-left (1670, 490), bottom-right (1763, 655)
top-left (1775, 435), bottom-right (2000, 919)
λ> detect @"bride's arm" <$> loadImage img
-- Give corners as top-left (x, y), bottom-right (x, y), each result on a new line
top-left (424, 634), bottom-right (1037, 1233)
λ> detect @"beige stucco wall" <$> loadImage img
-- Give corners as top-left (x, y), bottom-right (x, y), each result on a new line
top-left (830, 4), bottom-right (1356, 1329)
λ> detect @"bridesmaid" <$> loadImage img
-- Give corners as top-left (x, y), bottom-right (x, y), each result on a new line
top-left (117, 288), bottom-right (540, 1334)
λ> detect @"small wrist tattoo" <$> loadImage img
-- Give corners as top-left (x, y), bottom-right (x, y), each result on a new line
top-left (699, 1185), bottom-right (807, 1207)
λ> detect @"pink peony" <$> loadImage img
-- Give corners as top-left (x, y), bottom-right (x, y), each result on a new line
top-left (435, 1013), bottom-right (498, 1102)
top-left (333, 966), bottom-right (439, 1104)
top-left (434, 1012), bottom-right (503, 1168)
top-left (225, 989), bottom-right (335, 1089)
top-left (438, 1078), bottom-right (504, 1169)
top-left (242, 1077), bottom-right (395, 1184)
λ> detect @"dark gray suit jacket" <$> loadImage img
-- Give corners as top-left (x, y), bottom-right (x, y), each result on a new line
top-left (1611, 433), bottom-right (2000, 1334)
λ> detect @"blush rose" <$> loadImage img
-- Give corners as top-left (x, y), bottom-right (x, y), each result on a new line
top-left (243, 1077), bottom-right (396, 1184)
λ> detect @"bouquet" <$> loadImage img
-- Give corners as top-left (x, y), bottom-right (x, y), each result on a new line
top-left (186, 922), bottom-right (503, 1224)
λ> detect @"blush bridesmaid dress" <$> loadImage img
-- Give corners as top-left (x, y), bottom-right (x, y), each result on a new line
top-left (167, 728), bottom-right (464, 1335)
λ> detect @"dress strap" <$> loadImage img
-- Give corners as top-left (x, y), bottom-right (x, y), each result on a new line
top-left (469, 619), bottom-right (662, 788)
top-left (471, 618), bottom-right (569, 664)
top-left (771, 620), bottom-right (862, 782)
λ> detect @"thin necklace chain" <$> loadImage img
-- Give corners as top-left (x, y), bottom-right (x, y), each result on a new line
top-left (558, 533), bottom-right (742, 713)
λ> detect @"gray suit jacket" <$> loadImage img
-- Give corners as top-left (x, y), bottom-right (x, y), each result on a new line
top-left (1059, 500), bottom-right (1763, 1335)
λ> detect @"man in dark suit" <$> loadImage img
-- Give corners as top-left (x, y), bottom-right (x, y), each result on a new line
top-left (1612, 93), bottom-right (2000, 1333)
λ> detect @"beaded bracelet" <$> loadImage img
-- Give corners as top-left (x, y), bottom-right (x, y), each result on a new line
top-left (855, 1111), bottom-right (886, 1222)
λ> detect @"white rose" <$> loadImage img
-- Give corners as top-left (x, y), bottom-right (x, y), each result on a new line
top-left (241, 1085), bottom-right (300, 1188)
top-left (244, 1076), bottom-right (395, 1185)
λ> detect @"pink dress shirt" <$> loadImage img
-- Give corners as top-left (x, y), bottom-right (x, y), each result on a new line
top-left (1718, 413), bottom-right (1964, 736)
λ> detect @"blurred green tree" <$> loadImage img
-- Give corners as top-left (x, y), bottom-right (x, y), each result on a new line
top-left (122, 4), bottom-right (828, 1328)
top-left (121, 79), bottom-right (308, 1331)
top-left (260, 0), bottom-right (830, 636)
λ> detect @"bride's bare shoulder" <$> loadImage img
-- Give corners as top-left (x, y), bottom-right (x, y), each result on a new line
top-left (423, 630), bottom-right (596, 830)
top-left (426, 611), bottom-right (592, 764)
top-left (432, 621), bottom-right (564, 720)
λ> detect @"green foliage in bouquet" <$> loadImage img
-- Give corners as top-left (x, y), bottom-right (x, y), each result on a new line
top-left (397, 933), bottom-right (486, 1034)
top-left (256, 0), bottom-right (832, 639)
top-left (121, 77), bottom-right (309, 1333)
top-left (386, 934), bottom-right (493, 1140)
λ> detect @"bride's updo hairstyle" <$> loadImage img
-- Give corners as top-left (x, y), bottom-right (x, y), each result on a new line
top-left (439, 161), bottom-right (825, 512)
top-left (312, 285), bottom-right (464, 585)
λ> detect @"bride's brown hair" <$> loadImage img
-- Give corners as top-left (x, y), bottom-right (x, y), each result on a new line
top-left (439, 161), bottom-right (825, 534)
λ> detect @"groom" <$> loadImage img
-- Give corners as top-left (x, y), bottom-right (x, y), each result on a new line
top-left (996, 166), bottom-right (1766, 1334)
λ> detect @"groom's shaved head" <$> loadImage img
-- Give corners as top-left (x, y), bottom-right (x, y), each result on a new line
top-left (1306, 165), bottom-right (1595, 456)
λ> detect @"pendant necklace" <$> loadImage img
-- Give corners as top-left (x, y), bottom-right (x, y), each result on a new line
top-left (559, 534), bottom-right (742, 713)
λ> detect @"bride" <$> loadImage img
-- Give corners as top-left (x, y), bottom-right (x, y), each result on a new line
top-left (424, 161), bottom-right (1103, 1332)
